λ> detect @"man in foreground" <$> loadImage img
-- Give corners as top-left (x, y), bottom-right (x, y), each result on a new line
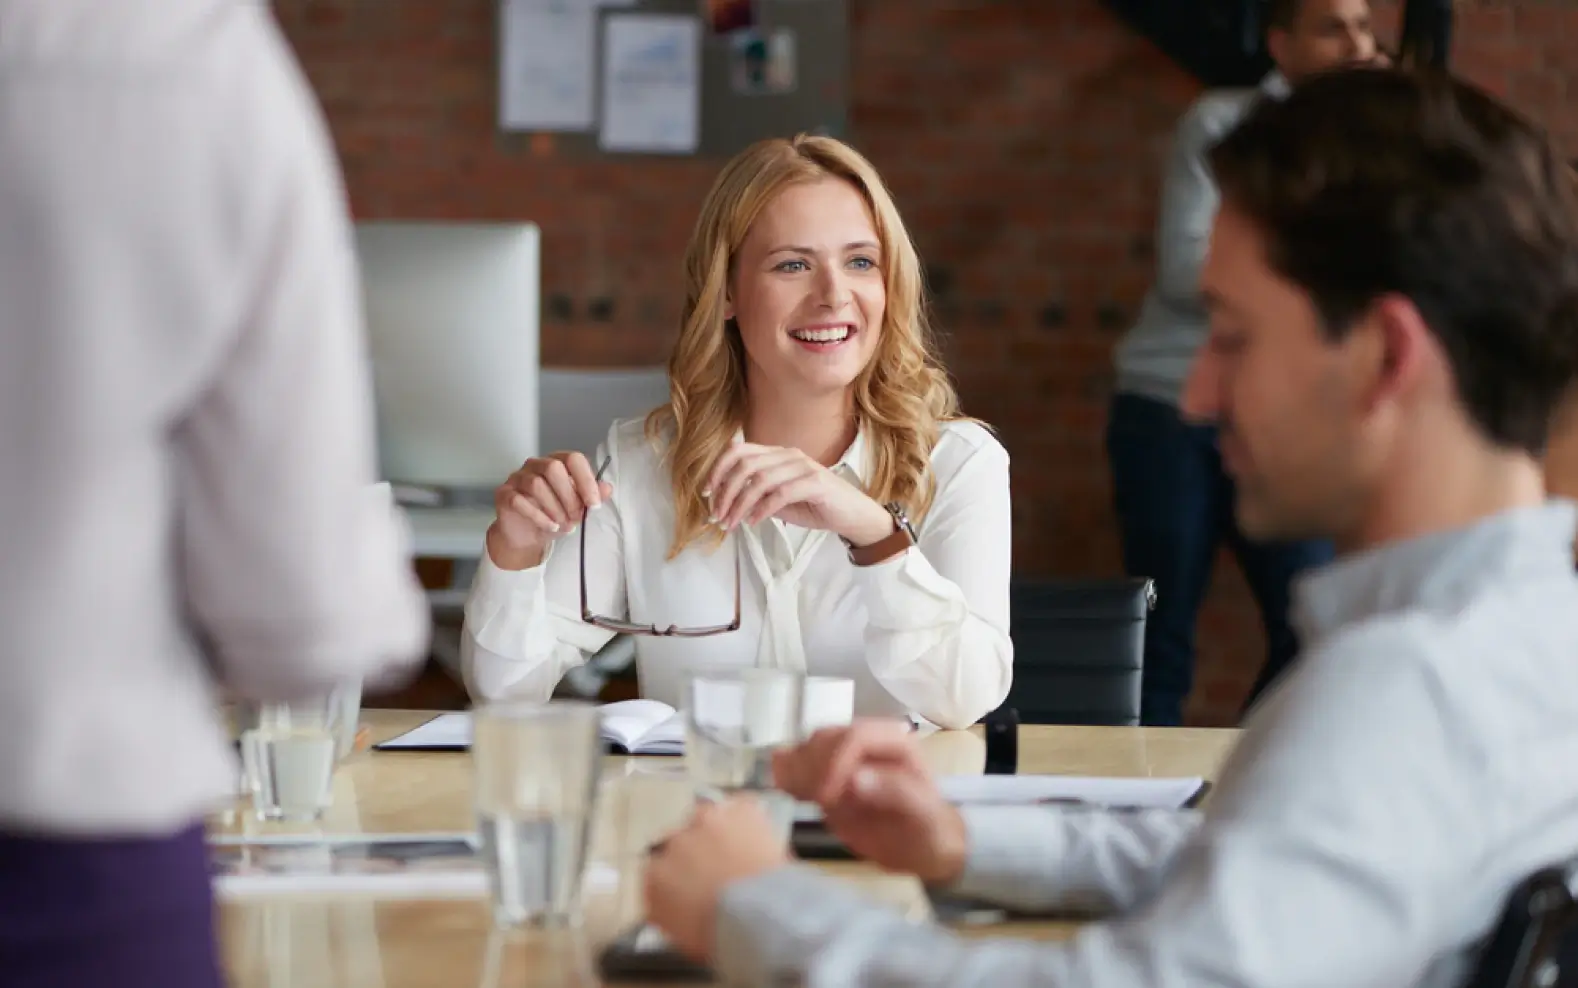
top-left (644, 67), bottom-right (1578, 987)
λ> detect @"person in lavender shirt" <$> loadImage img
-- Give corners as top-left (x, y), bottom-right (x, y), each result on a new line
top-left (0, 2), bottom-right (429, 985)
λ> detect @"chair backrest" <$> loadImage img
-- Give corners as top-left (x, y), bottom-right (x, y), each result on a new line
top-left (1464, 862), bottom-right (1578, 988)
top-left (1001, 577), bottom-right (1154, 726)
top-left (539, 367), bottom-right (670, 461)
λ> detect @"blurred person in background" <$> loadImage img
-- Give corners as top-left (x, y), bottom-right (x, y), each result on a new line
top-left (1107, 0), bottom-right (1378, 725)
top-left (0, 2), bottom-right (429, 985)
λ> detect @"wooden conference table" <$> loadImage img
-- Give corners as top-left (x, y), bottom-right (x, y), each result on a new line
top-left (213, 710), bottom-right (1239, 987)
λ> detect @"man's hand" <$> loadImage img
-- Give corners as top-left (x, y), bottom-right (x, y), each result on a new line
top-left (643, 797), bottom-right (792, 962)
top-left (772, 720), bottom-right (969, 885)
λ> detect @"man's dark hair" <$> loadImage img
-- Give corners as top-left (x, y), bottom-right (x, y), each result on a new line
top-left (1208, 67), bottom-right (1578, 453)
top-left (1265, 0), bottom-right (1304, 31)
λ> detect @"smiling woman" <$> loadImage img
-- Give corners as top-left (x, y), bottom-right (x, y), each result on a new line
top-left (461, 134), bottom-right (1015, 730)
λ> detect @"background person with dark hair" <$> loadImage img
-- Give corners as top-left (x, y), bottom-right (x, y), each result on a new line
top-left (643, 66), bottom-right (1578, 988)
top-left (1106, 0), bottom-right (1378, 725)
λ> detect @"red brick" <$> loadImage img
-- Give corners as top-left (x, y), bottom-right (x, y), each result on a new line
top-left (275, 0), bottom-right (1573, 726)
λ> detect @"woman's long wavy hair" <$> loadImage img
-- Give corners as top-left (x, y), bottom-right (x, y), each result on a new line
top-left (645, 134), bottom-right (965, 560)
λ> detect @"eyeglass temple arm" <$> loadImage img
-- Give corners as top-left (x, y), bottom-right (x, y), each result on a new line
top-left (578, 455), bottom-right (614, 622)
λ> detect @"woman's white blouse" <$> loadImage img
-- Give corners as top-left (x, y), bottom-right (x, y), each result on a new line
top-left (462, 418), bottom-right (1014, 729)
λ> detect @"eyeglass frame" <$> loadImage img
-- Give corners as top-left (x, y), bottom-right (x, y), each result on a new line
top-left (579, 455), bottom-right (742, 637)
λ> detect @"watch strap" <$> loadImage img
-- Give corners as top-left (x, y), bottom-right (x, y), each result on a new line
top-left (846, 502), bottom-right (916, 567)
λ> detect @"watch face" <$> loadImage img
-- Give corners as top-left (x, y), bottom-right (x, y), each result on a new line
top-left (885, 502), bottom-right (917, 541)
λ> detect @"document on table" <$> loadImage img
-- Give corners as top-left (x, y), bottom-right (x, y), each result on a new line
top-left (793, 774), bottom-right (1208, 825)
top-left (209, 833), bottom-right (620, 899)
top-left (498, 0), bottom-right (637, 132)
top-left (374, 712), bottom-right (472, 750)
top-left (934, 773), bottom-right (1208, 809)
top-left (598, 12), bottom-right (702, 153)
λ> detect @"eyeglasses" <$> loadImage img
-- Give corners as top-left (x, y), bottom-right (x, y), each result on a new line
top-left (579, 456), bottom-right (741, 637)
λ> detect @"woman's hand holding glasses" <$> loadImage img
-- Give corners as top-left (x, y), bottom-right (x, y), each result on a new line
top-left (485, 451), bottom-right (612, 571)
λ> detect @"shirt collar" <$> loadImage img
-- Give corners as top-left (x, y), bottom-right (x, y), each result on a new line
top-left (1293, 500), bottom-right (1578, 644)
top-left (729, 427), bottom-right (871, 485)
top-left (1260, 70), bottom-right (1291, 101)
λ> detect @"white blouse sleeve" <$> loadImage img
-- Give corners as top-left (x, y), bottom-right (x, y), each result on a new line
top-left (852, 431), bottom-right (1013, 729)
top-left (460, 441), bottom-right (624, 702)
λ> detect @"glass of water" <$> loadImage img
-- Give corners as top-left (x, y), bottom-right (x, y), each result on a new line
top-left (472, 701), bottom-right (604, 928)
top-left (239, 685), bottom-right (352, 822)
top-left (684, 669), bottom-right (805, 842)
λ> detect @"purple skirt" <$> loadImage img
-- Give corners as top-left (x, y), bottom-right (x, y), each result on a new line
top-left (0, 821), bottom-right (223, 988)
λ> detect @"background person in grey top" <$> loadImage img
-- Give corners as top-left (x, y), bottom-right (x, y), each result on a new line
top-left (643, 67), bottom-right (1578, 988)
top-left (1108, 0), bottom-right (1377, 725)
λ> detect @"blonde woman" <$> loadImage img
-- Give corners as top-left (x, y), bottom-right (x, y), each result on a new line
top-left (462, 135), bottom-right (1012, 729)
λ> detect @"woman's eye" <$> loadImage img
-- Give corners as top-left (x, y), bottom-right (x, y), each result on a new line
top-left (849, 256), bottom-right (877, 271)
top-left (775, 259), bottom-right (808, 273)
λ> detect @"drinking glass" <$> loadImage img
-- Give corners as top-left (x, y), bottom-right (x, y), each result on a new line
top-left (472, 701), bottom-right (604, 928)
top-left (683, 669), bottom-right (805, 842)
top-left (239, 685), bottom-right (353, 822)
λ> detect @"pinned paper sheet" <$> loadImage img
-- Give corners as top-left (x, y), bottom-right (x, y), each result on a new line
top-left (498, 0), bottom-right (639, 132)
top-left (598, 13), bottom-right (702, 153)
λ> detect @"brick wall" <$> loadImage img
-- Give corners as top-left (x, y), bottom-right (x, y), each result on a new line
top-left (276, 0), bottom-right (1578, 726)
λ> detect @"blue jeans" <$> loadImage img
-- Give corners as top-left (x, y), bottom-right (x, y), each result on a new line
top-left (1106, 393), bottom-right (1334, 726)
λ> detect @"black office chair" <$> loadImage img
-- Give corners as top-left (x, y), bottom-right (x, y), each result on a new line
top-left (1464, 861), bottom-right (1578, 988)
top-left (999, 577), bottom-right (1154, 726)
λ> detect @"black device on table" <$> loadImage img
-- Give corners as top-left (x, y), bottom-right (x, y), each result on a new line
top-left (791, 707), bottom-right (1019, 861)
top-left (598, 922), bottom-right (712, 982)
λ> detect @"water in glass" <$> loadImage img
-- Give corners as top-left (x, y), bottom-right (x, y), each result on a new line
top-left (684, 669), bottom-right (805, 841)
top-left (242, 726), bottom-right (337, 821)
top-left (472, 701), bottom-right (603, 928)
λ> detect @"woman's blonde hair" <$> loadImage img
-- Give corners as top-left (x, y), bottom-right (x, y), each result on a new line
top-left (645, 134), bottom-right (965, 560)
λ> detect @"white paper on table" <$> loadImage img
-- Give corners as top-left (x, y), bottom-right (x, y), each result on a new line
top-left (598, 12), bottom-right (702, 153)
top-left (372, 712), bottom-right (472, 750)
top-left (792, 774), bottom-right (1207, 824)
top-left (208, 832), bottom-right (621, 899)
top-left (936, 774), bottom-right (1207, 808)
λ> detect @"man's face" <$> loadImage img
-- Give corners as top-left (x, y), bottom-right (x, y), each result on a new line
top-left (1270, 0), bottom-right (1378, 81)
top-left (1181, 206), bottom-right (1377, 543)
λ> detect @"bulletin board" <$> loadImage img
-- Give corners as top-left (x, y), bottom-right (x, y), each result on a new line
top-left (496, 0), bottom-right (849, 159)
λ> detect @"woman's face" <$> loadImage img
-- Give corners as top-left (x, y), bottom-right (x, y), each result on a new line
top-left (726, 178), bottom-right (886, 400)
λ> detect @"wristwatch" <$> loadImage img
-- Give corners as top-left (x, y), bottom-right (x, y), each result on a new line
top-left (844, 501), bottom-right (917, 567)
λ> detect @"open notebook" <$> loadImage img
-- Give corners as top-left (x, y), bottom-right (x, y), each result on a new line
top-left (373, 699), bottom-right (685, 755)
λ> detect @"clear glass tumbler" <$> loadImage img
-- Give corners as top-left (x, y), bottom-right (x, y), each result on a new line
top-left (683, 669), bottom-right (806, 843)
top-left (472, 701), bottom-right (604, 928)
top-left (239, 685), bottom-right (353, 822)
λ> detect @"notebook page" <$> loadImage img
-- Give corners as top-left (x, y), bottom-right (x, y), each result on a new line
top-left (631, 710), bottom-right (686, 754)
top-left (600, 699), bottom-right (678, 752)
